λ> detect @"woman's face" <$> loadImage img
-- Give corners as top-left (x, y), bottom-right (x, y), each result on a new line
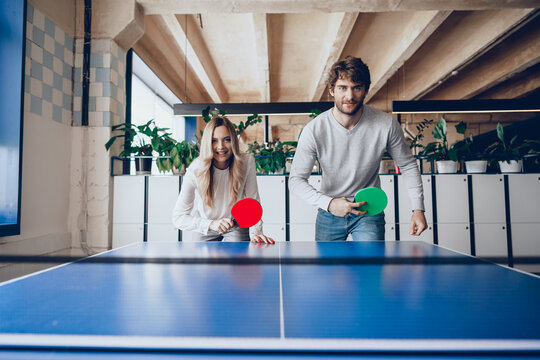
top-left (212, 125), bottom-right (233, 169)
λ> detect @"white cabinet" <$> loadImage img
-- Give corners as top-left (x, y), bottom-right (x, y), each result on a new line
top-left (508, 174), bottom-right (540, 273)
top-left (398, 175), bottom-right (434, 244)
top-left (147, 176), bottom-right (179, 243)
top-left (435, 175), bottom-right (471, 254)
top-left (289, 175), bottom-right (321, 242)
top-left (380, 175), bottom-right (396, 241)
top-left (256, 176), bottom-right (286, 242)
top-left (112, 176), bottom-right (145, 248)
top-left (471, 175), bottom-right (507, 261)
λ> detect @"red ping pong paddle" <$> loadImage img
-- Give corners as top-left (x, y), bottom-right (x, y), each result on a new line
top-left (231, 198), bottom-right (263, 228)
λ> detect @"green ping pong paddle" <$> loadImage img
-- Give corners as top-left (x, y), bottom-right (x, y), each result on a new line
top-left (354, 187), bottom-right (388, 216)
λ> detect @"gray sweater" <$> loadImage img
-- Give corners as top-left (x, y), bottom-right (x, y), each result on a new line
top-left (289, 106), bottom-right (424, 212)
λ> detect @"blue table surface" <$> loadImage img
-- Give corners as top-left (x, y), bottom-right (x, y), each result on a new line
top-left (0, 241), bottom-right (539, 358)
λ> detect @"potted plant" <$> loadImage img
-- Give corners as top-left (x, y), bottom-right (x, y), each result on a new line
top-left (247, 140), bottom-right (297, 174)
top-left (105, 119), bottom-right (173, 174)
top-left (419, 117), bottom-right (467, 174)
top-left (485, 122), bottom-right (540, 173)
top-left (169, 140), bottom-right (199, 174)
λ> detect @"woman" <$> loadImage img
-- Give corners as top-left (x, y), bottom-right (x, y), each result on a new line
top-left (172, 116), bottom-right (274, 243)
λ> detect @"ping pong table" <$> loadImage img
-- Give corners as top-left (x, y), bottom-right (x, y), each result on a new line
top-left (1, 241), bottom-right (539, 359)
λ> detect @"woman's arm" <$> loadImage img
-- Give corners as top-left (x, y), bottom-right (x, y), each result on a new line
top-left (171, 164), bottom-right (213, 235)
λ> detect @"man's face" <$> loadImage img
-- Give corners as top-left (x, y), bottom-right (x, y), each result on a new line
top-left (329, 77), bottom-right (368, 116)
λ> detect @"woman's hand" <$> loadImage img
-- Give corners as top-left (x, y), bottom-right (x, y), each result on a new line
top-left (209, 218), bottom-right (234, 234)
top-left (251, 234), bottom-right (275, 244)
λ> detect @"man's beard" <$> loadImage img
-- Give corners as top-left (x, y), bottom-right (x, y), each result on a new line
top-left (335, 100), bottom-right (363, 116)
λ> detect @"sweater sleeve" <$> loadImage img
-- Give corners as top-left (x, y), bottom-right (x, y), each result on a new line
top-left (243, 155), bottom-right (264, 239)
top-left (289, 125), bottom-right (333, 210)
top-left (171, 163), bottom-right (213, 235)
top-left (386, 118), bottom-right (425, 211)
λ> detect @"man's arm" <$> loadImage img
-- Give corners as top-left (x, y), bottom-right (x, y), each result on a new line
top-left (288, 127), bottom-right (333, 211)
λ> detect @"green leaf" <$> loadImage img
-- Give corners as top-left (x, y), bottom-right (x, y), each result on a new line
top-left (455, 121), bottom-right (467, 135)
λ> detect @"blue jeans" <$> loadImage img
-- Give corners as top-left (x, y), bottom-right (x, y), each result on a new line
top-left (315, 209), bottom-right (385, 241)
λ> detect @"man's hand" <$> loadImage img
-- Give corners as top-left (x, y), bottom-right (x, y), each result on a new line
top-left (410, 210), bottom-right (427, 236)
top-left (328, 197), bottom-right (367, 217)
top-left (209, 218), bottom-right (234, 234)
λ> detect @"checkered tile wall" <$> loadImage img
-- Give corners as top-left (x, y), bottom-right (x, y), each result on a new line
top-left (25, 4), bottom-right (126, 127)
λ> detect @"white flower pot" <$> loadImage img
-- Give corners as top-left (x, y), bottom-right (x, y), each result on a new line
top-left (465, 160), bottom-right (488, 173)
top-left (436, 160), bottom-right (458, 174)
top-left (498, 160), bottom-right (522, 173)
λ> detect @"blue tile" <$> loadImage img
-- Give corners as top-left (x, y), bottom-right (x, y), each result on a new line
top-left (73, 111), bottom-right (82, 126)
top-left (25, 39), bottom-right (32, 58)
top-left (64, 34), bottom-right (73, 50)
top-left (74, 67), bottom-right (81, 82)
top-left (30, 95), bottom-right (42, 115)
top-left (103, 112), bottom-right (111, 126)
top-left (27, 4), bottom-right (34, 22)
top-left (42, 83), bottom-right (53, 102)
top-left (96, 68), bottom-right (110, 82)
top-left (74, 82), bottom-right (82, 97)
top-left (31, 60), bottom-right (42, 80)
top-left (110, 84), bottom-right (118, 99)
top-left (54, 41), bottom-right (64, 59)
top-left (89, 97), bottom-right (96, 112)
top-left (118, 75), bottom-right (124, 89)
top-left (44, 17), bottom-right (55, 38)
top-left (53, 104), bottom-right (62, 123)
top-left (91, 53), bottom-right (103, 68)
top-left (43, 50), bottom-right (53, 70)
top-left (110, 56), bottom-right (118, 72)
top-left (25, 75), bottom-right (30, 93)
top-left (102, 82), bottom-right (110, 97)
top-left (62, 93), bottom-right (71, 110)
top-left (63, 63), bottom-right (72, 79)
top-left (53, 72), bottom-right (63, 91)
top-left (32, 26), bottom-right (44, 48)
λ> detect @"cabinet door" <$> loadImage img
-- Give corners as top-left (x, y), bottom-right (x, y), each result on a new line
top-left (435, 175), bottom-right (469, 224)
top-left (113, 176), bottom-right (144, 224)
top-left (112, 223), bottom-right (143, 248)
top-left (474, 223), bottom-right (507, 260)
top-left (289, 175), bottom-right (321, 242)
top-left (257, 176), bottom-right (286, 241)
top-left (471, 175), bottom-right (507, 262)
top-left (438, 223), bottom-right (471, 255)
top-left (511, 223), bottom-right (540, 274)
top-left (472, 175), bottom-right (505, 224)
top-left (398, 175), bottom-right (433, 243)
top-left (148, 176), bottom-right (179, 225)
top-left (380, 175), bottom-right (395, 225)
top-left (508, 175), bottom-right (540, 273)
top-left (112, 177), bottom-right (145, 248)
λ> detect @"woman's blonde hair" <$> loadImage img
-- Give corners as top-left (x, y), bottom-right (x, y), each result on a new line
top-left (196, 116), bottom-right (245, 209)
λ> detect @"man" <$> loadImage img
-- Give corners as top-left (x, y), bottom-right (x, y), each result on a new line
top-left (289, 56), bottom-right (427, 241)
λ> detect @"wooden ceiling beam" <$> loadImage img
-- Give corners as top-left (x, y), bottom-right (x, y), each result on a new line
top-left (161, 14), bottom-right (224, 102)
top-left (394, 9), bottom-right (535, 101)
top-left (137, 0), bottom-right (539, 15)
top-left (478, 63), bottom-right (540, 99)
top-left (133, 15), bottom-right (209, 103)
top-left (252, 13), bottom-right (270, 102)
top-left (424, 14), bottom-right (540, 100)
top-left (365, 10), bottom-right (451, 102)
top-left (310, 12), bottom-right (358, 101)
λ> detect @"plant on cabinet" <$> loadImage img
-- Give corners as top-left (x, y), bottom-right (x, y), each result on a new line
top-left (419, 117), bottom-right (468, 173)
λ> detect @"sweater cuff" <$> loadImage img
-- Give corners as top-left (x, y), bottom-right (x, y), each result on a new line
top-left (318, 195), bottom-right (333, 212)
top-left (411, 199), bottom-right (425, 212)
top-left (201, 219), bottom-right (213, 235)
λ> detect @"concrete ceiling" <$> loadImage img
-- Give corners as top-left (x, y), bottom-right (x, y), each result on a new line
top-left (132, 0), bottom-right (540, 113)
